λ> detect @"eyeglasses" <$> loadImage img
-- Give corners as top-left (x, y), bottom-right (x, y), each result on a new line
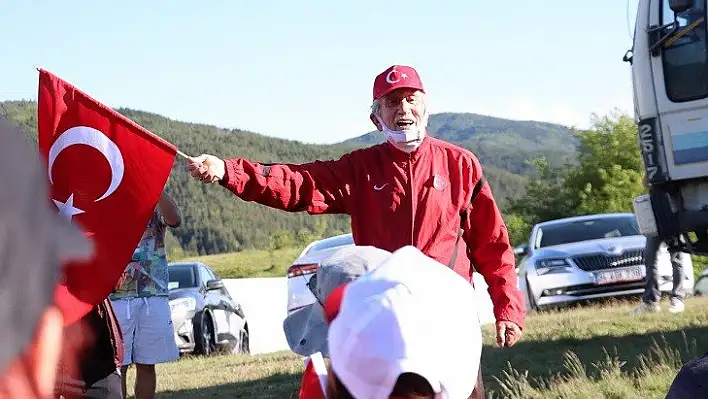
top-left (383, 94), bottom-right (421, 108)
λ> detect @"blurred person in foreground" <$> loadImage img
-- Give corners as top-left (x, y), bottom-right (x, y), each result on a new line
top-left (664, 352), bottom-right (708, 398)
top-left (54, 298), bottom-right (124, 399)
top-left (298, 245), bottom-right (483, 399)
top-left (0, 119), bottom-right (93, 398)
top-left (186, 64), bottom-right (525, 398)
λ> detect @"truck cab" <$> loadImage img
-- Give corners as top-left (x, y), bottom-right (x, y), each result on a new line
top-left (626, 0), bottom-right (708, 254)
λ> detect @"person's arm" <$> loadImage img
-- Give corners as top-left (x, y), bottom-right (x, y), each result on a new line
top-left (157, 192), bottom-right (181, 228)
top-left (187, 153), bottom-right (356, 215)
top-left (460, 156), bottom-right (526, 344)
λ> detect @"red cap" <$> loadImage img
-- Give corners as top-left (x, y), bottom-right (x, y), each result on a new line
top-left (372, 65), bottom-right (425, 100)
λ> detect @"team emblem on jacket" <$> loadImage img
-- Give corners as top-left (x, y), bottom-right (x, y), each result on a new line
top-left (433, 174), bottom-right (447, 191)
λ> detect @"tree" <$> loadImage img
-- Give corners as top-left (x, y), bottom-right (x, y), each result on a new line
top-left (504, 213), bottom-right (532, 247)
top-left (504, 112), bottom-right (645, 245)
top-left (296, 228), bottom-right (319, 247)
top-left (269, 230), bottom-right (295, 250)
top-left (562, 112), bottom-right (644, 214)
top-left (506, 157), bottom-right (576, 225)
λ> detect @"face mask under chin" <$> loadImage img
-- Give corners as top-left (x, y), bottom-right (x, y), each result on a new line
top-left (386, 135), bottom-right (424, 153)
top-left (376, 117), bottom-right (426, 153)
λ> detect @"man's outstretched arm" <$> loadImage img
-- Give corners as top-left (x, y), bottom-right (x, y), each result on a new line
top-left (186, 153), bottom-right (356, 215)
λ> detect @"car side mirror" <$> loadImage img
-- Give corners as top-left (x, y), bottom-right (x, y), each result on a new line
top-left (513, 244), bottom-right (529, 257)
top-left (206, 279), bottom-right (225, 291)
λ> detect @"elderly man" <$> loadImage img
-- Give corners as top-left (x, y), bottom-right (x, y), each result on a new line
top-left (186, 64), bottom-right (526, 398)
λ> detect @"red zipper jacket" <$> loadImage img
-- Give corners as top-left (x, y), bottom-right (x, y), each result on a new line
top-left (219, 135), bottom-right (526, 328)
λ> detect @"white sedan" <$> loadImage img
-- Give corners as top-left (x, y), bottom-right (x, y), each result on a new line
top-left (285, 234), bottom-right (355, 314)
top-left (285, 234), bottom-right (495, 324)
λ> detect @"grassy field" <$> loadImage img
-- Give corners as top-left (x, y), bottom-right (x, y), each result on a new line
top-left (177, 247), bottom-right (708, 281)
top-left (176, 246), bottom-right (306, 279)
top-left (125, 296), bottom-right (708, 399)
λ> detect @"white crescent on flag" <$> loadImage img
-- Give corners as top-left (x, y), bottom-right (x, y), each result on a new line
top-left (47, 125), bottom-right (125, 203)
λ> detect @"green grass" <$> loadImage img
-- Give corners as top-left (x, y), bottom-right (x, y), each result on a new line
top-left (175, 247), bottom-right (305, 279)
top-left (125, 296), bottom-right (708, 399)
top-left (482, 296), bottom-right (708, 398)
top-left (178, 248), bottom-right (708, 281)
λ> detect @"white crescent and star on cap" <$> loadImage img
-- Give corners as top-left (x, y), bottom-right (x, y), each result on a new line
top-left (47, 126), bottom-right (125, 222)
top-left (385, 69), bottom-right (408, 84)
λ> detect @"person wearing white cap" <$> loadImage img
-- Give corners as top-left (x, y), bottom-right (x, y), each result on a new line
top-left (320, 245), bottom-right (482, 399)
top-left (0, 119), bottom-right (94, 398)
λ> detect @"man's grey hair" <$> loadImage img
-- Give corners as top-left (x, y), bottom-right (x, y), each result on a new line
top-left (370, 99), bottom-right (381, 117)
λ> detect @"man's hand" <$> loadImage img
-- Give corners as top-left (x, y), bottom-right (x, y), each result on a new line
top-left (187, 154), bottom-right (226, 183)
top-left (496, 320), bottom-right (522, 348)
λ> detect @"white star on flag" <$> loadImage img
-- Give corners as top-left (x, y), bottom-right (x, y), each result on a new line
top-left (53, 193), bottom-right (85, 221)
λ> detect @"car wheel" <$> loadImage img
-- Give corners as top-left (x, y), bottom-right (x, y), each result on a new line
top-left (238, 325), bottom-right (250, 355)
top-left (194, 312), bottom-right (215, 356)
top-left (526, 276), bottom-right (539, 312)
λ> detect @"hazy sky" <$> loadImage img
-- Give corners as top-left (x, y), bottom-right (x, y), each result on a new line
top-left (1, 0), bottom-right (640, 144)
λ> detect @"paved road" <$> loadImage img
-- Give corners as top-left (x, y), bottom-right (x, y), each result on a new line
top-left (224, 273), bottom-right (495, 355)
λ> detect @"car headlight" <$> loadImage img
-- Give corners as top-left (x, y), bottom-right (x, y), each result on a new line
top-left (169, 297), bottom-right (197, 315)
top-left (535, 258), bottom-right (573, 275)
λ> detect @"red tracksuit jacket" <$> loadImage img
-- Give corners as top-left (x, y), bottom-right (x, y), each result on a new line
top-left (219, 135), bottom-right (525, 328)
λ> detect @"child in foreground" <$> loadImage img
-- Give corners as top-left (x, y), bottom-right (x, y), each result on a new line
top-left (299, 245), bottom-right (483, 399)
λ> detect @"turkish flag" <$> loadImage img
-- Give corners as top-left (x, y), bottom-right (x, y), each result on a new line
top-left (37, 69), bottom-right (178, 325)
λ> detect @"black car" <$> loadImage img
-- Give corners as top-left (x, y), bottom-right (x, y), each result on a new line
top-left (168, 261), bottom-right (249, 355)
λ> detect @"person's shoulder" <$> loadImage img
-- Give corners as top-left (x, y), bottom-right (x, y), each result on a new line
top-left (338, 142), bottom-right (388, 160)
top-left (428, 137), bottom-right (481, 167)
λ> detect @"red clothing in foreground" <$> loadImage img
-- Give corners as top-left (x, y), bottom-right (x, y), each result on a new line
top-left (219, 136), bottom-right (525, 328)
top-left (299, 358), bottom-right (327, 399)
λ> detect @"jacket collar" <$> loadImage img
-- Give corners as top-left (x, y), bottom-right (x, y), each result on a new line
top-left (384, 134), bottom-right (432, 162)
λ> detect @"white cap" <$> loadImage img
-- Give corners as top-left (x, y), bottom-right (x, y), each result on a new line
top-left (327, 245), bottom-right (482, 399)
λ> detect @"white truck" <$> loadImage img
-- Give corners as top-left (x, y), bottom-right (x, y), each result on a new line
top-left (626, 0), bottom-right (708, 255)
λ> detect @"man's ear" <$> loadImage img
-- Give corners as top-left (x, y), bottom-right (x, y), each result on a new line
top-left (370, 114), bottom-right (383, 131)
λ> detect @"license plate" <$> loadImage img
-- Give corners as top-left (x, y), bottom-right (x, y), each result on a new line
top-left (593, 267), bottom-right (645, 285)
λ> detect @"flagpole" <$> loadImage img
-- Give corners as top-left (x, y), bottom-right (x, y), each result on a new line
top-left (175, 149), bottom-right (190, 159)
